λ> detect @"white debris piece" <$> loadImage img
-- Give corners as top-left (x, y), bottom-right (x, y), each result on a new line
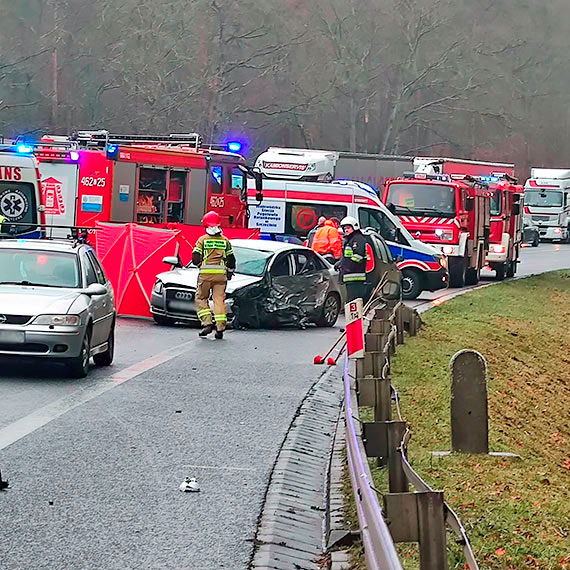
top-left (179, 477), bottom-right (200, 492)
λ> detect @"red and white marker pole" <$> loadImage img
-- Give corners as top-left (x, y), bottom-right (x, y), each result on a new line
top-left (345, 298), bottom-right (365, 359)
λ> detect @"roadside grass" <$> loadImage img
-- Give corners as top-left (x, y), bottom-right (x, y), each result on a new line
top-left (345, 271), bottom-right (570, 570)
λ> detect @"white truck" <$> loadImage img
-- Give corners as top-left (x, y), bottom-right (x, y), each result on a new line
top-left (254, 147), bottom-right (413, 192)
top-left (524, 168), bottom-right (570, 242)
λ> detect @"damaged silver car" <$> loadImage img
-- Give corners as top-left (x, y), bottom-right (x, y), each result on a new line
top-left (150, 239), bottom-right (346, 328)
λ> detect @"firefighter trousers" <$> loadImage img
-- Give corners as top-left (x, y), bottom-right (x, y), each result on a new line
top-left (196, 273), bottom-right (228, 331)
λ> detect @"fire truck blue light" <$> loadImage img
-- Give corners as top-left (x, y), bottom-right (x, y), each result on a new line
top-left (227, 141), bottom-right (242, 153)
top-left (16, 144), bottom-right (33, 154)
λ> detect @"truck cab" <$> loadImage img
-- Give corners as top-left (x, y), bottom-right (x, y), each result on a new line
top-left (524, 169), bottom-right (570, 242)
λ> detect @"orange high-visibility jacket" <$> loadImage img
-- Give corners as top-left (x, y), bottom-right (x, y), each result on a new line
top-left (312, 220), bottom-right (342, 258)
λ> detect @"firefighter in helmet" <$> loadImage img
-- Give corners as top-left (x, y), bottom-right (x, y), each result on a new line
top-left (192, 211), bottom-right (236, 339)
top-left (339, 216), bottom-right (368, 302)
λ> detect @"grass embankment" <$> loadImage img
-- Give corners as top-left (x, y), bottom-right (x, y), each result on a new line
top-left (385, 271), bottom-right (570, 569)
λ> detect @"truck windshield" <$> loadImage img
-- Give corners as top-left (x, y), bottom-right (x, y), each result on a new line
top-left (386, 183), bottom-right (456, 217)
top-left (525, 190), bottom-right (563, 207)
top-left (490, 190), bottom-right (502, 215)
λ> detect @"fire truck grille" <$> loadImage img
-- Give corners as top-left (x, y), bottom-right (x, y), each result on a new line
top-left (532, 215), bottom-right (554, 222)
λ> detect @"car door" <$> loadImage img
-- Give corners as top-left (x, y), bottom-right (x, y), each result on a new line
top-left (81, 251), bottom-right (108, 347)
top-left (86, 250), bottom-right (114, 343)
top-left (265, 251), bottom-right (305, 325)
top-left (292, 250), bottom-right (329, 313)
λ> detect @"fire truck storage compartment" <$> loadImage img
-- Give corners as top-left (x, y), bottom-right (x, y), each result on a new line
top-left (111, 162), bottom-right (137, 223)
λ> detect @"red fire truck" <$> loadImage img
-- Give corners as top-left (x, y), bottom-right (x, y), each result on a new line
top-left (31, 131), bottom-right (253, 237)
top-left (480, 174), bottom-right (524, 280)
top-left (383, 172), bottom-right (492, 288)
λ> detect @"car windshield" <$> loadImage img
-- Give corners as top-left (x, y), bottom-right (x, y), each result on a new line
top-left (525, 190), bottom-right (563, 207)
top-left (0, 249), bottom-right (81, 288)
top-left (387, 183), bottom-right (456, 217)
top-left (233, 246), bottom-right (273, 276)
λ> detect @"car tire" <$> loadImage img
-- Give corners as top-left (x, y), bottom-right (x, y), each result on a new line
top-left (94, 324), bottom-right (115, 367)
top-left (401, 269), bottom-right (423, 300)
top-left (448, 256), bottom-right (467, 288)
top-left (495, 264), bottom-right (506, 281)
top-left (66, 328), bottom-right (91, 378)
top-left (153, 314), bottom-right (175, 326)
top-left (315, 293), bottom-right (341, 327)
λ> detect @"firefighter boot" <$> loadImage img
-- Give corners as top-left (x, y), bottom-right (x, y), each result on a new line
top-left (215, 330), bottom-right (224, 340)
top-left (199, 324), bottom-right (214, 337)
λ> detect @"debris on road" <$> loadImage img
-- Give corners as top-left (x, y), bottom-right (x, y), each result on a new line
top-left (179, 477), bottom-right (200, 492)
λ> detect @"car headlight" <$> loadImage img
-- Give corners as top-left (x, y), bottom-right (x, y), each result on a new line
top-left (33, 315), bottom-right (81, 326)
top-left (434, 229), bottom-right (454, 241)
top-left (153, 281), bottom-right (164, 294)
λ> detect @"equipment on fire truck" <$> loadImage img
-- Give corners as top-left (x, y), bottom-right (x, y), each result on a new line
top-left (414, 156), bottom-right (515, 178)
top-left (384, 171), bottom-right (491, 288)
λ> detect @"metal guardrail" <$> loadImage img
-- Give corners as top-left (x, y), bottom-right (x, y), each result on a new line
top-left (344, 299), bottom-right (480, 570)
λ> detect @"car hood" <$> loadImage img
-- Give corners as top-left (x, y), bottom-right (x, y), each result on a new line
top-left (156, 268), bottom-right (264, 294)
top-left (0, 286), bottom-right (81, 316)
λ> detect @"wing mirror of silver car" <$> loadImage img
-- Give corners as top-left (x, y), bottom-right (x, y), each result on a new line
top-left (162, 256), bottom-right (182, 267)
top-left (84, 283), bottom-right (108, 296)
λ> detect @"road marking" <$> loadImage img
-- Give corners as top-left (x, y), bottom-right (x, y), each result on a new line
top-left (182, 464), bottom-right (261, 472)
top-left (0, 341), bottom-right (195, 451)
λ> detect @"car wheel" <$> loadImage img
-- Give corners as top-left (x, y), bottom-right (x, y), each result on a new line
top-left (66, 329), bottom-right (91, 378)
top-left (495, 264), bottom-right (506, 281)
top-left (448, 256), bottom-right (467, 288)
top-left (94, 324), bottom-right (115, 367)
top-left (153, 314), bottom-right (175, 326)
top-left (315, 293), bottom-right (341, 327)
top-left (401, 269), bottom-right (422, 300)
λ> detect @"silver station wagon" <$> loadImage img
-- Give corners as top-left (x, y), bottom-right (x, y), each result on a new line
top-left (0, 239), bottom-right (115, 377)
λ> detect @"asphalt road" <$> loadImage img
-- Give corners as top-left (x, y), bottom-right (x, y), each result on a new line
top-left (0, 242), bottom-right (569, 570)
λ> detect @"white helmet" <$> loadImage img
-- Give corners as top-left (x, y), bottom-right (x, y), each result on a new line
top-left (340, 216), bottom-right (359, 230)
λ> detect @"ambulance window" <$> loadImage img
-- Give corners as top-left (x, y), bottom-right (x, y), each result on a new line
top-left (211, 165), bottom-right (223, 195)
top-left (285, 203), bottom-right (347, 236)
top-left (230, 168), bottom-right (245, 196)
top-left (490, 190), bottom-right (502, 215)
top-left (358, 208), bottom-right (405, 245)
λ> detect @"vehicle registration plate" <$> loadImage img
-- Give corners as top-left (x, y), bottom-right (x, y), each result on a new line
top-left (0, 330), bottom-right (25, 344)
top-left (167, 300), bottom-right (195, 313)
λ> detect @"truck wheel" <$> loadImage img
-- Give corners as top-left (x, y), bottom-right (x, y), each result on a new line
top-left (448, 257), bottom-right (466, 288)
top-left (564, 228), bottom-right (570, 244)
top-left (495, 264), bottom-right (506, 281)
top-left (401, 269), bottom-right (423, 300)
top-left (465, 265), bottom-right (480, 286)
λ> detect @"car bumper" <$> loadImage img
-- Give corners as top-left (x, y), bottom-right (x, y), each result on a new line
top-left (423, 268), bottom-right (448, 292)
top-left (537, 226), bottom-right (565, 240)
top-left (150, 291), bottom-right (233, 323)
top-left (0, 324), bottom-right (84, 358)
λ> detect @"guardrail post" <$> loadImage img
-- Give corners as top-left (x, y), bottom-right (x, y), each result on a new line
top-left (417, 492), bottom-right (449, 570)
top-left (387, 422), bottom-right (408, 493)
top-left (396, 305), bottom-right (405, 345)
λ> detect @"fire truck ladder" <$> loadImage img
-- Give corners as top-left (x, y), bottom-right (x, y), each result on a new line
top-left (71, 130), bottom-right (203, 149)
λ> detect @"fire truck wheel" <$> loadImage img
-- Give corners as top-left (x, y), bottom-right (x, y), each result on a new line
top-left (448, 257), bottom-right (467, 288)
top-left (506, 261), bottom-right (516, 278)
top-left (465, 265), bottom-right (480, 286)
top-left (401, 269), bottom-right (423, 300)
top-left (495, 264), bottom-right (506, 281)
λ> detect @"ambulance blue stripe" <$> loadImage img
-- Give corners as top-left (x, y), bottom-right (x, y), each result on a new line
top-left (385, 241), bottom-right (437, 263)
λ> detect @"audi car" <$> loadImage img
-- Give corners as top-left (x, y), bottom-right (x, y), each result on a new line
top-left (0, 239), bottom-right (115, 377)
top-left (151, 240), bottom-right (346, 328)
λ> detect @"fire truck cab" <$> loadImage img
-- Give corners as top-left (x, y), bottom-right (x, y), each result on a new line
top-left (33, 131), bottom-right (250, 236)
top-left (383, 172), bottom-right (491, 288)
top-left (481, 174), bottom-right (524, 280)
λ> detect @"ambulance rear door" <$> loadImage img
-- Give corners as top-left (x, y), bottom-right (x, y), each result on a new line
top-left (38, 162), bottom-right (79, 237)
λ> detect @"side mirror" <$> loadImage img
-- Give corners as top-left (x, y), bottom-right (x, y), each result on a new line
top-left (387, 202), bottom-right (397, 214)
top-left (394, 255), bottom-right (404, 263)
top-left (162, 256), bottom-right (182, 268)
top-left (382, 279), bottom-right (401, 300)
top-left (465, 197), bottom-right (474, 212)
top-left (84, 283), bottom-right (108, 296)
top-left (254, 168), bottom-right (263, 203)
top-left (512, 203), bottom-right (520, 216)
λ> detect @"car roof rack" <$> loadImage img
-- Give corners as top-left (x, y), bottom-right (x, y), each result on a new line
top-left (0, 222), bottom-right (99, 245)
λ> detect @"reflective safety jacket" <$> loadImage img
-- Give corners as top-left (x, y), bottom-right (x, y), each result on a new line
top-left (340, 230), bottom-right (367, 282)
top-left (192, 233), bottom-right (236, 275)
top-left (312, 220), bottom-right (342, 258)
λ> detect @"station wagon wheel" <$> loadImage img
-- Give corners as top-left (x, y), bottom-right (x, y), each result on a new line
top-left (66, 329), bottom-right (91, 378)
top-left (316, 293), bottom-right (340, 327)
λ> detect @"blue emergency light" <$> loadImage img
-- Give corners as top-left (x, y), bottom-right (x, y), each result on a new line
top-left (16, 143), bottom-right (33, 154)
top-left (227, 141), bottom-right (242, 153)
top-left (106, 144), bottom-right (119, 160)
top-left (69, 150), bottom-right (80, 162)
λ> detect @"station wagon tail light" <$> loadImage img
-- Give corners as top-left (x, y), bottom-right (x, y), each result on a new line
top-left (33, 315), bottom-right (81, 326)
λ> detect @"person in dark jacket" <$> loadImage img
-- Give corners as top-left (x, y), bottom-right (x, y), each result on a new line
top-left (339, 216), bottom-right (368, 302)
